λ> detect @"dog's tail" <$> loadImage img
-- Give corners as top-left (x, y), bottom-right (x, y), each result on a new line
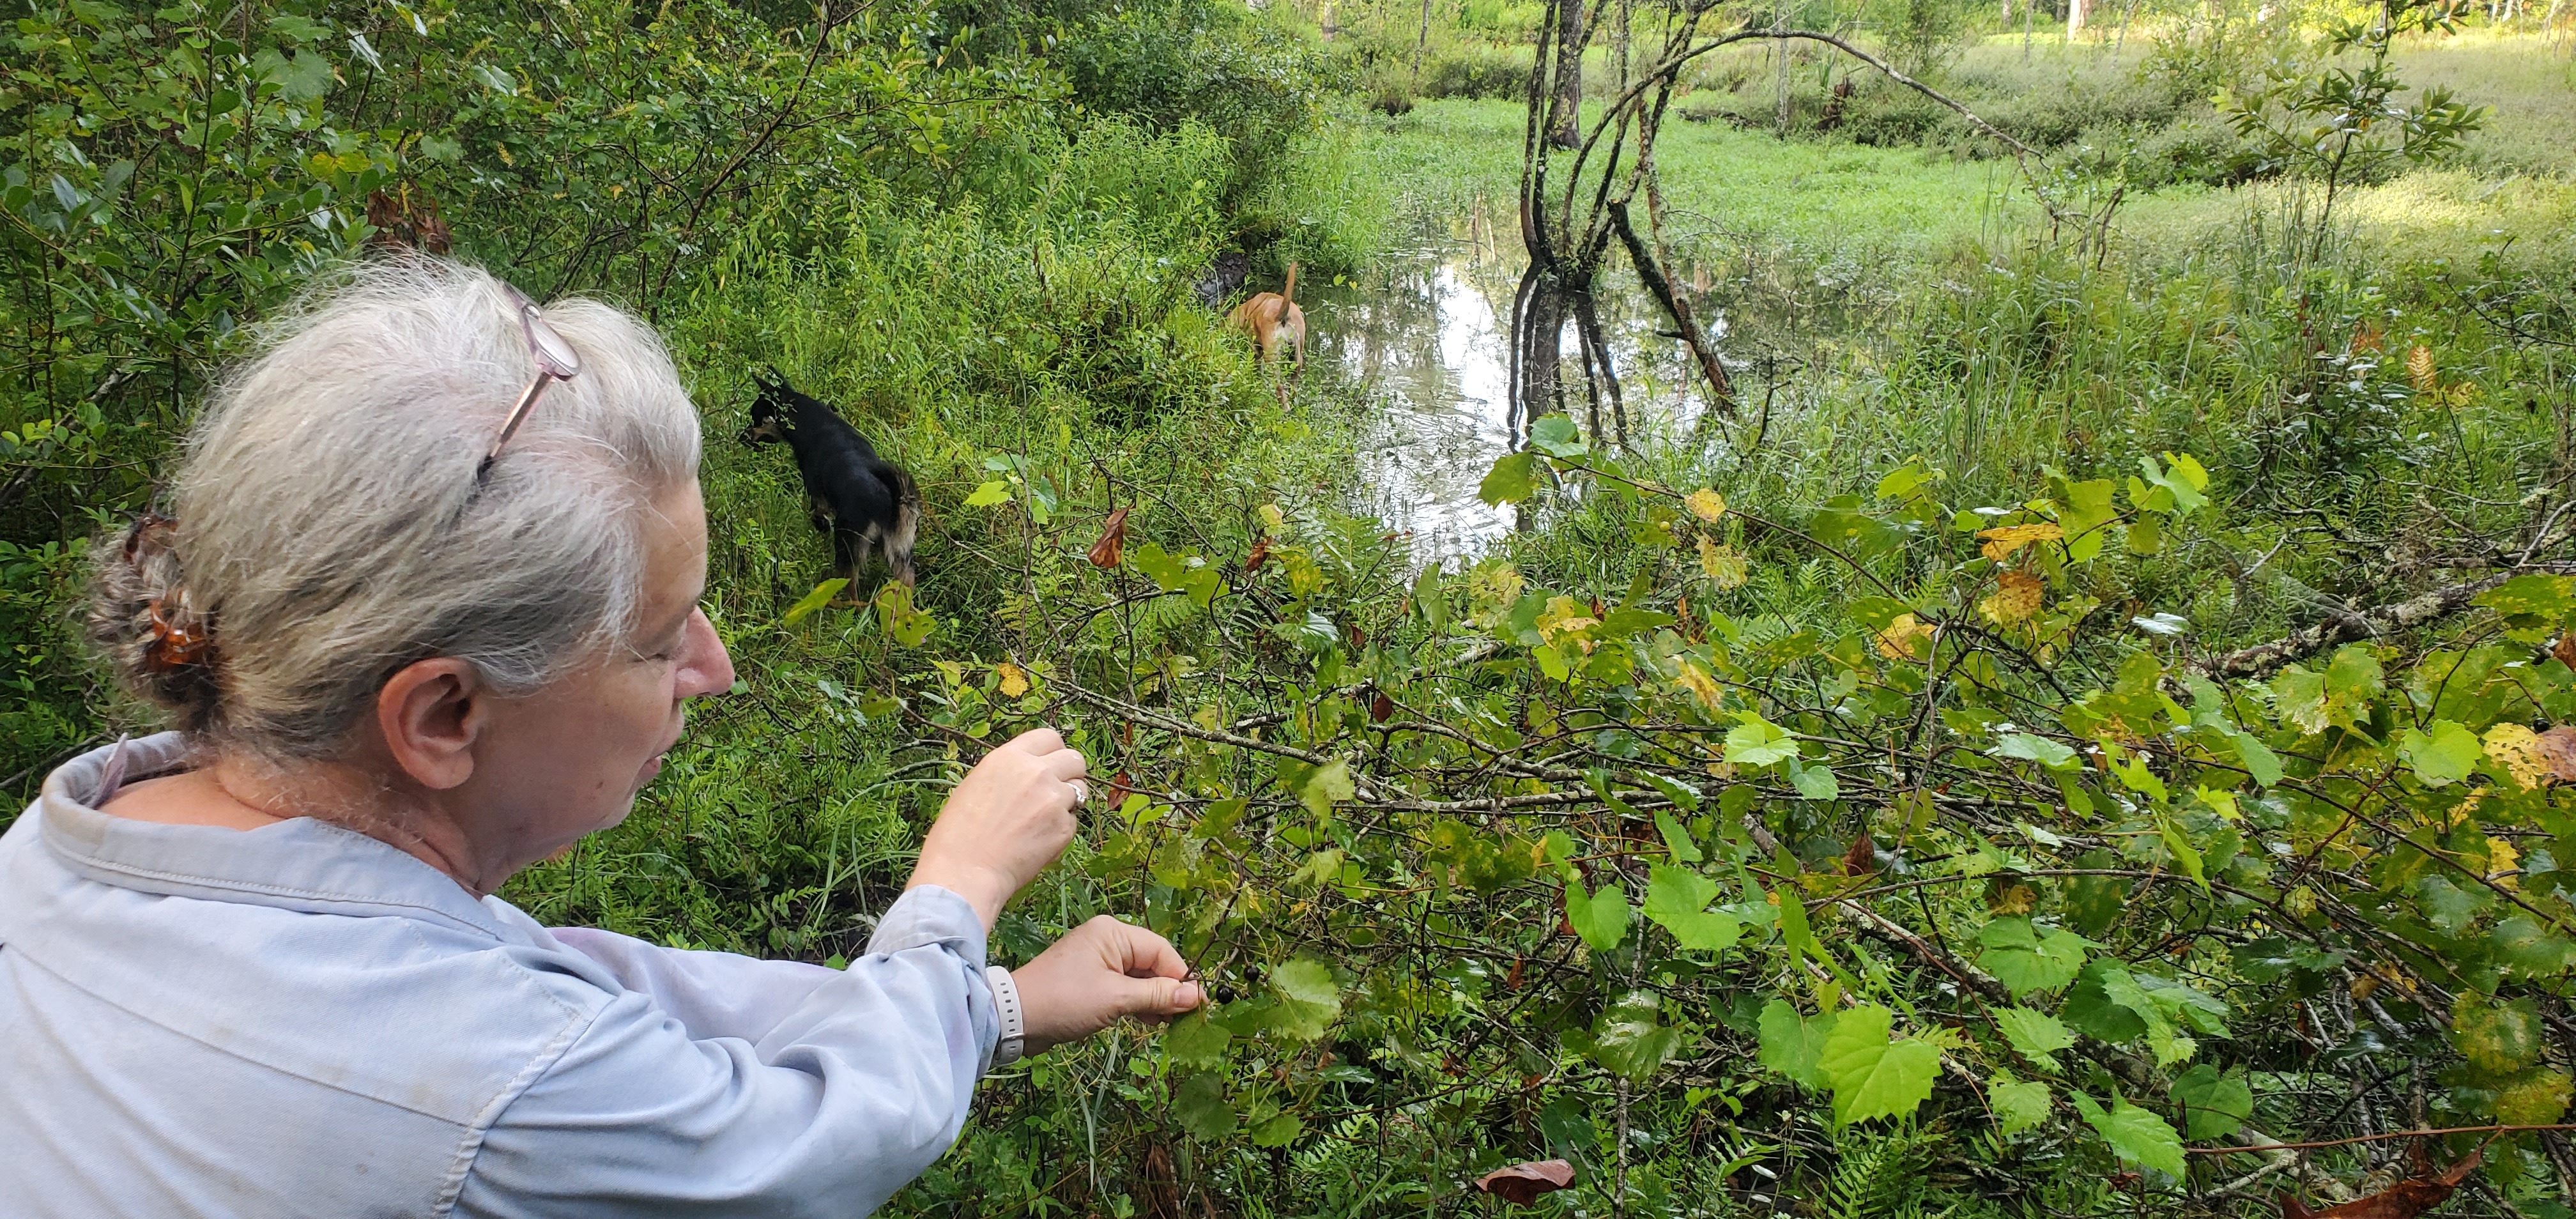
top-left (1282, 263), bottom-right (1299, 308)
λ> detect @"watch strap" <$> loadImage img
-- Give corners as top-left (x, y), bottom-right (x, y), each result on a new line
top-left (985, 965), bottom-right (1025, 1070)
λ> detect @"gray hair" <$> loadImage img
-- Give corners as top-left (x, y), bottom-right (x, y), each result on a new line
top-left (89, 257), bottom-right (702, 759)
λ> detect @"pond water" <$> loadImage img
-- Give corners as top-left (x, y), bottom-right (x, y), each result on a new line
top-left (1293, 200), bottom-right (1729, 562)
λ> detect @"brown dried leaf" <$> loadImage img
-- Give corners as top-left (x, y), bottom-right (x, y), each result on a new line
top-left (1843, 830), bottom-right (1878, 876)
top-left (1245, 535), bottom-right (1271, 573)
top-left (1370, 693), bottom-right (1395, 723)
top-left (2534, 725), bottom-right (2576, 783)
top-left (1088, 507), bottom-right (1130, 569)
top-left (2278, 1147), bottom-right (2480, 1219)
top-left (2554, 632), bottom-right (2576, 671)
top-left (1475, 1160), bottom-right (1575, 1205)
top-left (1980, 570), bottom-right (2045, 625)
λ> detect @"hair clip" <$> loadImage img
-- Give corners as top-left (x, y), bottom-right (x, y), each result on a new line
top-left (144, 596), bottom-right (213, 673)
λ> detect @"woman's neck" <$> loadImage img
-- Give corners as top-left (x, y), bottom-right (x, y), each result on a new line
top-left (95, 756), bottom-right (495, 897)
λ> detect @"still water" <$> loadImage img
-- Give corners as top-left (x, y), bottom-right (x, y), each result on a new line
top-left (1294, 202), bottom-right (1726, 561)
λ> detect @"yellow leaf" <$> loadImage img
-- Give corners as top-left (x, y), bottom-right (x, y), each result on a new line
top-left (1675, 659), bottom-right (1724, 712)
top-left (2407, 344), bottom-right (2438, 394)
top-left (2485, 723), bottom-right (2547, 790)
top-left (996, 661), bottom-right (1029, 698)
top-left (1685, 488), bottom-right (1728, 523)
top-left (1977, 522), bottom-right (2064, 564)
top-left (1979, 570), bottom-right (2044, 625)
top-left (2486, 835), bottom-right (2520, 888)
top-left (1874, 613), bottom-right (1936, 661)
top-left (1537, 595), bottom-right (1600, 652)
top-left (1697, 535), bottom-right (1749, 589)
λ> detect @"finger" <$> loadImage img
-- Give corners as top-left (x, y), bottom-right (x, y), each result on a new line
top-left (1039, 748), bottom-right (1089, 783)
top-left (1114, 972), bottom-right (1203, 1018)
top-left (1108, 921), bottom-right (1191, 980)
top-left (1006, 727), bottom-right (1066, 756)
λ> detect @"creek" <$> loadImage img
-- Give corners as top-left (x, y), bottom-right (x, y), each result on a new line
top-left (1296, 199), bottom-right (1731, 562)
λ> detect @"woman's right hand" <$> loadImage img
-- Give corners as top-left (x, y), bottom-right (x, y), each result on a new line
top-left (907, 728), bottom-right (1087, 929)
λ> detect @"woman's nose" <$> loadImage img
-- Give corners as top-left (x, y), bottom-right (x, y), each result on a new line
top-left (678, 608), bottom-right (736, 699)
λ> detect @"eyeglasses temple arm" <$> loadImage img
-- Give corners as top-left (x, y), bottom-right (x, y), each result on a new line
top-left (478, 372), bottom-right (560, 478)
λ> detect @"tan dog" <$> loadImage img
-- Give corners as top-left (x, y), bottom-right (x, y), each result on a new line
top-left (1226, 263), bottom-right (1307, 365)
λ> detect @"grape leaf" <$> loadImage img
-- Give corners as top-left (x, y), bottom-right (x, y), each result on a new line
top-left (1566, 879), bottom-right (1630, 953)
top-left (1586, 992), bottom-right (1683, 1082)
top-left (1756, 999), bottom-right (1836, 1089)
top-left (1993, 1006), bottom-right (2076, 1068)
top-left (1526, 414), bottom-right (1588, 459)
top-left (1818, 1004), bottom-right (1940, 1126)
top-left (1163, 1012), bottom-right (1230, 1070)
top-left (1172, 1071), bottom-right (1236, 1139)
top-left (1479, 451), bottom-right (1540, 505)
top-left (1975, 917), bottom-right (2090, 996)
top-left (963, 479), bottom-right (1012, 507)
top-left (1652, 807), bottom-right (1703, 863)
top-left (1722, 716), bottom-right (1800, 767)
top-left (2397, 719), bottom-right (2482, 787)
top-left (1643, 863), bottom-right (1742, 953)
top-left (1989, 1073), bottom-right (2051, 1135)
top-left (2168, 1064), bottom-right (2252, 1139)
top-left (2073, 1092), bottom-right (2184, 1177)
top-left (1266, 958), bottom-right (1341, 1041)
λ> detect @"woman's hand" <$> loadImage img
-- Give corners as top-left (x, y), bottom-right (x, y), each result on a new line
top-left (907, 728), bottom-right (1086, 928)
top-left (1013, 916), bottom-right (1202, 1054)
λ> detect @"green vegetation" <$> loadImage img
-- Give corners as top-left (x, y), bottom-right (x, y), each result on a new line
top-left (10, 0), bottom-right (2576, 1215)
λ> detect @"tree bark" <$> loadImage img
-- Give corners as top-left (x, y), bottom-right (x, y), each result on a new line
top-left (1517, 268), bottom-right (1568, 431)
top-left (2195, 572), bottom-right (2519, 678)
top-left (1549, 0), bottom-right (1590, 150)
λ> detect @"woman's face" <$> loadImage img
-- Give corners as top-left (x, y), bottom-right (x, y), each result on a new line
top-left (467, 480), bottom-right (734, 867)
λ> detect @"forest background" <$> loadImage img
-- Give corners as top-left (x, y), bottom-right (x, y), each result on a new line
top-left (8, 0), bottom-right (2576, 1215)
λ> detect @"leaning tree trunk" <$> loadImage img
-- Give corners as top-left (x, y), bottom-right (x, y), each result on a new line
top-left (1548, 0), bottom-right (1590, 150)
top-left (1513, 265), bottom-right (1570, 433)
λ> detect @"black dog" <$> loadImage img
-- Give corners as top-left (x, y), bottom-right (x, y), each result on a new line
top-left (740, 373), bottom-right (920, 588)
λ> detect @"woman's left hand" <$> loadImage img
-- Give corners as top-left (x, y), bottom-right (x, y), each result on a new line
top-left (1012, 916), bottom-right (1202, 1054)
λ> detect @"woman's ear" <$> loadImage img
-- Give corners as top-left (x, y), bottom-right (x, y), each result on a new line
top-left (374, 658), bottom-right (490, 790)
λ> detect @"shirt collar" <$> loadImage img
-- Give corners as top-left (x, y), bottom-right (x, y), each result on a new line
top-left (37, 733), bottom-right (507, 939)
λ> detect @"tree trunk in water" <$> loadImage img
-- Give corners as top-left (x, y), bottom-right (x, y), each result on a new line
top-left (1549, 0), bottom-right (1590, 150)
top-left (1572, 289), bottom-right (1625, 448)
top-left (1514, 266), bottom-right (1567, 433)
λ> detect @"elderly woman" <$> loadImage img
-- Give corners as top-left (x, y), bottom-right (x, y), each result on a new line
top-left (0, 260), bottom-right (1197, 1217)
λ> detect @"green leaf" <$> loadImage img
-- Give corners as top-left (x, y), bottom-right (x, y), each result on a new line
top-left (2059, 960), bottom-right (2150, 1043)
top-left (1566, 878), bottom-right (1630, 953)
top-left (1990, 1074), bottom-right (2051, 1135)
top-left (1975, 918), bottom-right (2090, 996)
top-left (1756, 999), bottom-right (1836, 1089)
top-left (2324, 644), bottom-right (2384, 705)
top-left (1172, 1071), bottom-right (1236, 1139)
top-left (1994, 732), bottom-right (2080, 771)
top-left (1652, 807), bottom-right (1704, 863)
top-left (2474, 572), bottom-right (2576, 620)
top-left (1994, 1006), bottom-right (2077, 1068)
top-left (1818, 1004), bottom-right (1941, 1126)
top-left (1587, 992), bottom-right (1684, 1082)
top-left (1723, 716), bottom-right (1800, 767)
top-left (781, 578), bottom-right (850, 627)
top-left (1163, 1013), bottom-right (1231, 1069)
top-left (2073, 1092), bottom-right (2185, 1177)
top-left (1266, 958), bottom-right (1342, 1041)
top-left (2455, 997), bottom-right (2545, 1074)
top-left (1788, 758), bottom-right (1840, 801)
top-left (1526, 414), bottom-right (1589, 459)
top-left (1299, 758), bottom-right (1355, 818)
top-left (963, 479), bottom-right (1013, 507)
top-left (2397, 719), bottom-right (2482, 786)
top-left (2169, 1064), bottom-right (2253, 1139)
top-left (1478, 450), bottom-right (1540, 505)
top-left (1643, 863), bottom-right (1741, 953)
top-left (1248, 1112), bottom-right (1303, 1147)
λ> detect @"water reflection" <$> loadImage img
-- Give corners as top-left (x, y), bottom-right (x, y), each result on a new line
top-left (1299, 202), bottom-right (1724, 562)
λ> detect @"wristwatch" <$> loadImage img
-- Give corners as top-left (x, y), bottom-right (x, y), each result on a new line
top-left (985, 965), bottom-right (1025, 1069)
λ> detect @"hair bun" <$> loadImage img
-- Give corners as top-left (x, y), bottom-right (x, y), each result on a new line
top-left (91, 512), bottom-right (224, 731)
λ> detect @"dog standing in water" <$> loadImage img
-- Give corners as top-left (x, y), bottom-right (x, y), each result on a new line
top-left (741, 372), bottom-right (921, 588)
top-left (1227, 263), bottom-right (1307, 366)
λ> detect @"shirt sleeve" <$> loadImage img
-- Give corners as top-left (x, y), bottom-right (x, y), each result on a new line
top-left (454, 885), bottom-right (1000, 1219)
top-left (539, 926), bottom-right (845, 1045)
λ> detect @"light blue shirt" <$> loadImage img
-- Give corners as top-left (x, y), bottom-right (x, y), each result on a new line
top-left (0, 733), bottom-right (1000, 1217)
